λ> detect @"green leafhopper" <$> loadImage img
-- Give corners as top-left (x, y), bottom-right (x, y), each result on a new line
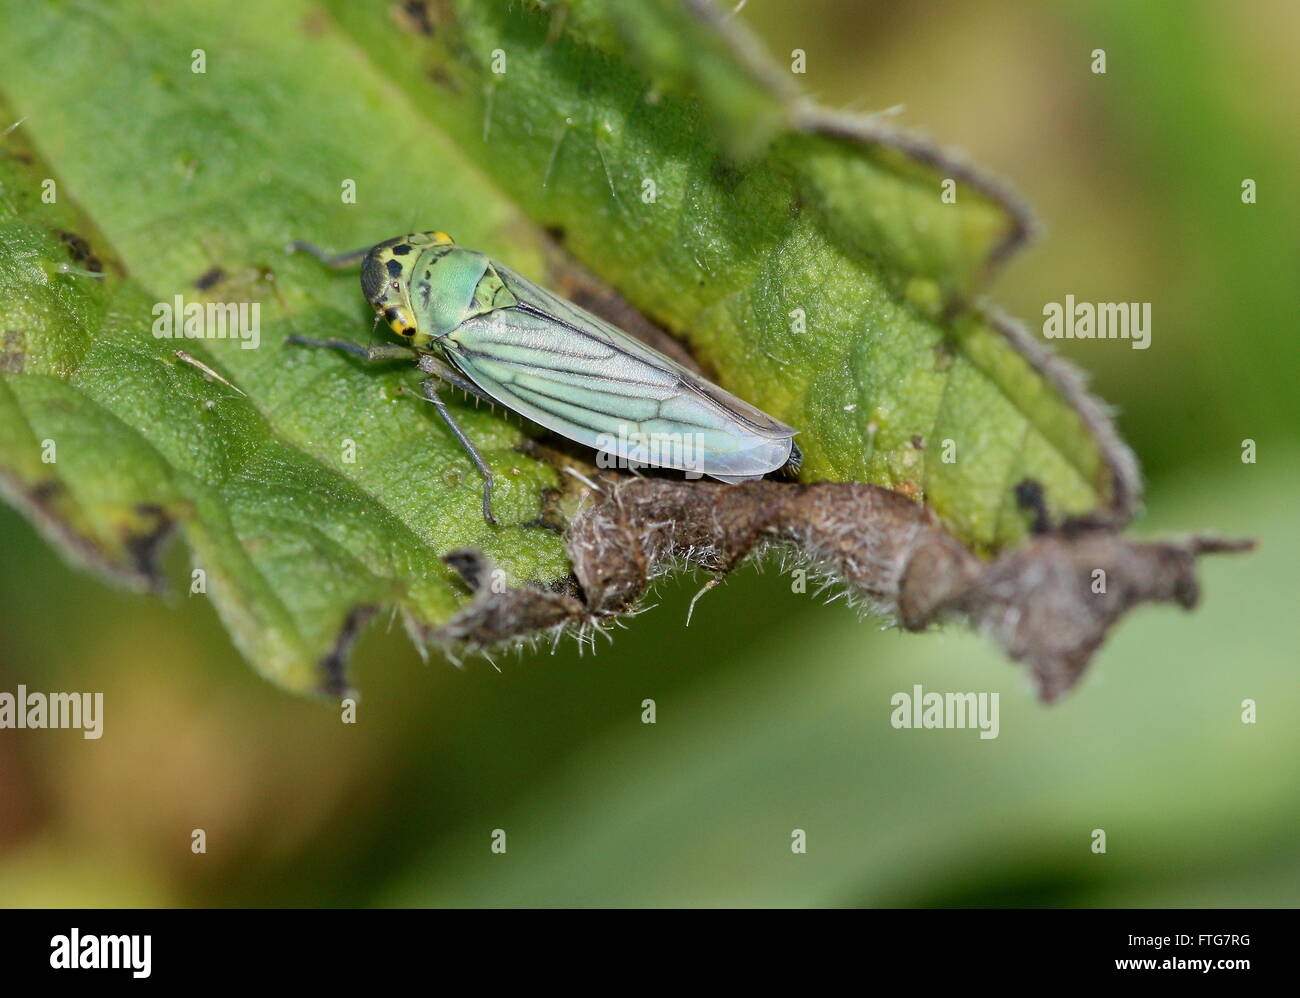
top-left (289, 231), bottom-right (800, 524)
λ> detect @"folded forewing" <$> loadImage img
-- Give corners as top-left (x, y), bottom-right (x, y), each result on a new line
top-left (442, 264), bottom-right (795, 478)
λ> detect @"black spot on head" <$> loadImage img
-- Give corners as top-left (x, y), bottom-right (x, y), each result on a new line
top-left (360, 252), bottom-right (386, 303)
top-left (384, 308), bottom-right (401, 324)
top-left (386, 258), bottom-right (404, 278)
top-left (392, 243), bottom-right (412, 255)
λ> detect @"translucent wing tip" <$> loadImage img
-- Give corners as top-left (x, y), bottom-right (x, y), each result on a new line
top-left (682, 378), bottom-right (797, 439)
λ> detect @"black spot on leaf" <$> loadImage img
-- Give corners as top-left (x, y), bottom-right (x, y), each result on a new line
top-left (58, 231), bottom-right (103, 273)
top-left (194, 266), bottom-right (225, 290)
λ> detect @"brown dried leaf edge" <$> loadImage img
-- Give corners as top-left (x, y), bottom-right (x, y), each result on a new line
top-left (430, 476), bottom-right (1253, 702)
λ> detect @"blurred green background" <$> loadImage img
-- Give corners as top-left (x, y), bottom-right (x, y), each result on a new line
top-left (1, 0), bottom-right (1295, 907)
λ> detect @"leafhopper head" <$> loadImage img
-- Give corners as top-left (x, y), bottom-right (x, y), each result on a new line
top-left (360, 230), bottom-right (456, 347)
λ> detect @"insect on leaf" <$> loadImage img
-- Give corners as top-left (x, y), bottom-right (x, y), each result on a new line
top-left (0, 0), bottom-right (1159, 695)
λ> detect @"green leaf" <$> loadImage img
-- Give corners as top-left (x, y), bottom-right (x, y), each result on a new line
top-left (0, 0), bottom-right (1138, 692)
top-left (0, 108), bottom-right (571, 693)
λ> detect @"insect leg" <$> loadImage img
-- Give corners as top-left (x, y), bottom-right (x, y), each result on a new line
top-left (286, 335), bottom-right (418, 362)
top-left (416, 353), bottom-right (497, 406)
top-left (287, 240), bottom-right (373, 269)
top-left (420, 377), bottom-right (498, 526)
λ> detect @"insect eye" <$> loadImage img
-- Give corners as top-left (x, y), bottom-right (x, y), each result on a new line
top-left (390, 281), bottom-right (401, 290)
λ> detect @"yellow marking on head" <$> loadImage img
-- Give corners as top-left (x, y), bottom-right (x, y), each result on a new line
top-left (381, 305), bottom-right (416, 335)
top-left (360, 231), bottom-right (457, 348)
top-left (403, 230), bottom-right (456, 248)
